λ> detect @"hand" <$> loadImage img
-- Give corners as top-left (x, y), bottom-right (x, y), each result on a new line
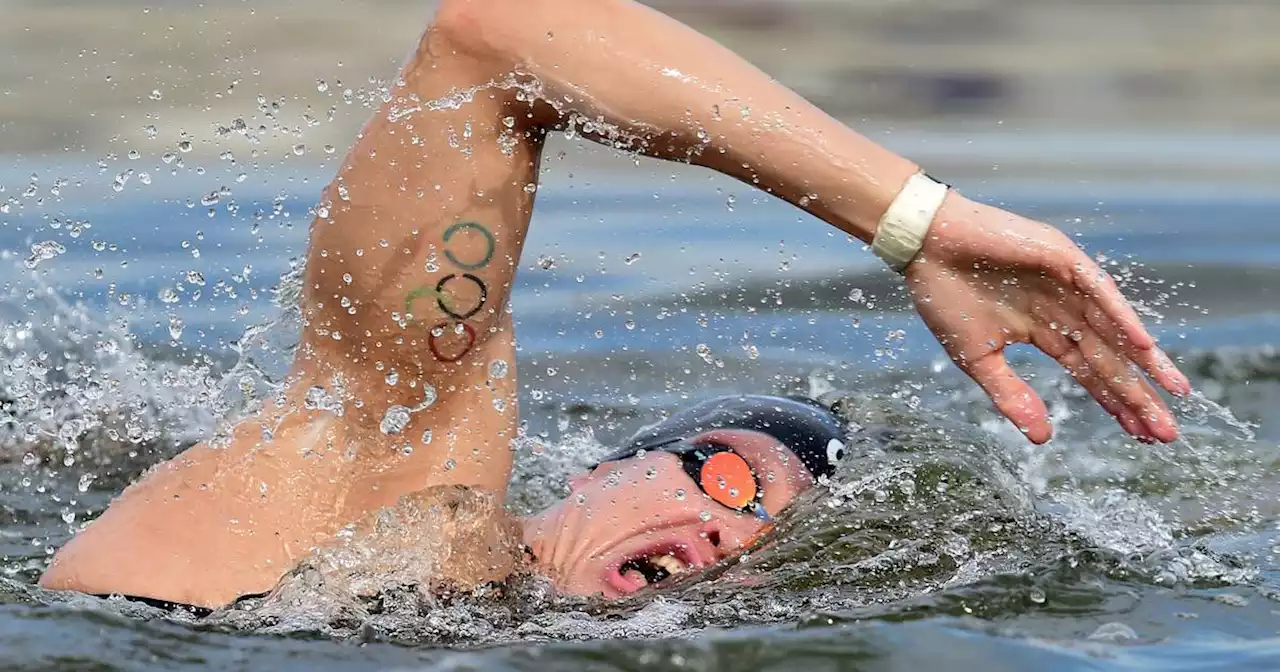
top-left (904, 194), bottom-right (1191, 444)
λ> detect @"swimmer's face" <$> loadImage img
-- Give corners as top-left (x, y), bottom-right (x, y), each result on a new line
top-left (521, 428), bottom-right (815, 598)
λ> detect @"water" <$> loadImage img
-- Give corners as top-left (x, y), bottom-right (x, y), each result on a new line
top-left (0, 142), bottom-right (1279, 670)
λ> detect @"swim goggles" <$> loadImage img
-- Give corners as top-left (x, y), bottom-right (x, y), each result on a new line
top-left (592, 395), bottom-right (850, 520)
top-left (654, 437), bottom-right (772, 521)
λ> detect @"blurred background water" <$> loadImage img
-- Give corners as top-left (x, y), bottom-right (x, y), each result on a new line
top-left (0, 1), bottom-right (1278, 670)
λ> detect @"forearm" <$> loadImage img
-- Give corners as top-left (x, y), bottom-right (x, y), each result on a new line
top-left (434, 0), bottom-right (918, 243)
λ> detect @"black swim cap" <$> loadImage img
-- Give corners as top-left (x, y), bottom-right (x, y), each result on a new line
top-left (597, 394), bottom-right (848, 478)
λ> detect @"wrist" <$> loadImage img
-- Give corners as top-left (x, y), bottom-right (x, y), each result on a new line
top-left (870, 172), bottom-right (951, 273)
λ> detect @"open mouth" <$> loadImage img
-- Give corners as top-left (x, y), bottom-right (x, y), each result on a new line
top-left (620, 553), bottom-right (688, 586)
top-left (608, 542), bottom-right (704, 595)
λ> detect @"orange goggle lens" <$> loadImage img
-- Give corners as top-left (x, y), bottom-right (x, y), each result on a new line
top-left (698, 450), bottom-right (759, 511)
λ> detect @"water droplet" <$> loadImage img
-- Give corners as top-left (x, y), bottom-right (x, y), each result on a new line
top-left (292, 144), bottom-right (307, 156)
top-left (1088, 622), bottom-right (1138, 642)
top-left (443, 458), bottom-right (457, 471)
top-left (1029, 587), bottom-right (1046, 604)
top-left (698, 510), bottom-right (713, 522)
top-left (303, 386), bottom-right (335, 412)
top-left (186, 270), bottom-right (205, 285)
top-left (380, 405), bottom-right (411, 435)
top-left (25, 240), bottom-right (66, 269)
top-left (536, 255), bottom-right (556, 270)
top-left (316, 79), bottom-right (329, 93)
top-left (489, 360), bottom-right (509, 379)
top-left (158, 287), bottom-right (180, 303)
top-left (177, 140), bottom-right (193, 153)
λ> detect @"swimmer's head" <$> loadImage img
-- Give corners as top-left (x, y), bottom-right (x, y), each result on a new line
top-left (521, 394), bottom-right (847, 598)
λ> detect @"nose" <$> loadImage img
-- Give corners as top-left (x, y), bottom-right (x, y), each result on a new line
top-left (703, 515), bottom-right (771, 560)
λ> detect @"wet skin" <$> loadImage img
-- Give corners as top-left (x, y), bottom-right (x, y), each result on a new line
top-left (522, 428), bottom-right (815, 598)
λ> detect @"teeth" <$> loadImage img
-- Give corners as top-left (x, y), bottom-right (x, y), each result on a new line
top-left (650, 554), bottom-right (687, 576)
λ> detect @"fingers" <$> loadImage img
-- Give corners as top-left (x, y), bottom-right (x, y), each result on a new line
top-left (1030, 324), bottom-right (1150, 438)
top-left (1081, 328), bottom-right (1177, 442)
top-left (1084, 304), bottom-right (1191, 398)
top-left (1029, 296), bottom-right (1180, 442)
top-left (1071, 258), bottom-right (1192, 397)
top-left (1046, 323), bottom-right (1178, 443)
top-left (962, 352), bottom-right (1053, 444)
top-left (1038, 334), bottom-right (1151, 441)
top-left (1070, 259), bottom-right (1154, 350)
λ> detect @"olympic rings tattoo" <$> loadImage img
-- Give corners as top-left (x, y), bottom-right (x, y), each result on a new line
top-left (442, 221), bottom-right (496, 270)
top-left (434, 273), bottom-right (488, 320)
top-left (408, 220), bottom-right (498, 362)
top-left (405, 273), bottom-right (488, 321)
top-left (427, 321), bottom-right (478, 363)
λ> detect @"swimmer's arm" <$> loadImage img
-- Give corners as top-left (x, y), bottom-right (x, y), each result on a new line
top-left (433, 0), bottom-right (916, 243)
top-left (431, 0), bottom-right (1191, 443)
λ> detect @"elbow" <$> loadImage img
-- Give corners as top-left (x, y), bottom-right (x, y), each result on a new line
top-left (431, 0), bottom-right (536, 63)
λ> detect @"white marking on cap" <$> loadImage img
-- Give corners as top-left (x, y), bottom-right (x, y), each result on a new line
top-left (826, 438), bottom-right (846, 464)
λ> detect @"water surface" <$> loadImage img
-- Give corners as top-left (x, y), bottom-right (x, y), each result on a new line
top-left (0, 141), bottom-right (1277, 670)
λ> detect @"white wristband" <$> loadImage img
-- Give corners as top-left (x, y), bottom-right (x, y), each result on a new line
top-left (871, 172), bottom-right (949, 273)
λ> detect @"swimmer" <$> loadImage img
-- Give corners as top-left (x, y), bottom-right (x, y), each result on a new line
top-left (38, 0), bottom-right (1191, 609)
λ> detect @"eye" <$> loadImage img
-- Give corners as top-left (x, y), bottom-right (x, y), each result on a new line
top-left (697, 451), bottom-right (758, 511)
top-left (826, 438), bottom-right (846, 464)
